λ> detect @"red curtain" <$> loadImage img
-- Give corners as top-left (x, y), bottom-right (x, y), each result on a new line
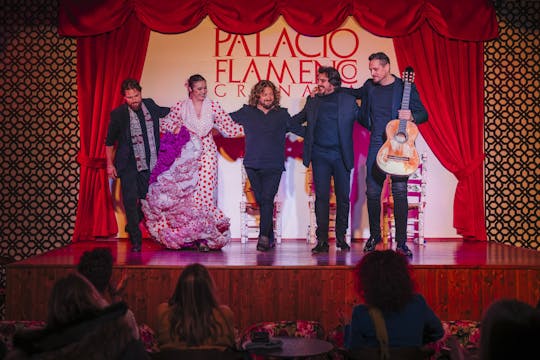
top-left (59, 0), bottom-right (497, 39)
top-left (394, 24), bottom-right (487, 240)
top-left (73, 14), bottom-right (150, 241)
top-left (59, 0), bottom-right (497, 241)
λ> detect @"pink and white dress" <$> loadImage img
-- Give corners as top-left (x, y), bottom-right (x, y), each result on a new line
top-left (142, 98), bottom-right (243, 250)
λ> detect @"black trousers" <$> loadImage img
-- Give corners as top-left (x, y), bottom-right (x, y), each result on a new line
top-left (365, 143), bottom-right (408, 245)
top-left (119, 169), bottom-right (150, 246)
top-left (245, 167), bottom-right (282, 241)
top-left (311, 149), bottom-right (351, 244)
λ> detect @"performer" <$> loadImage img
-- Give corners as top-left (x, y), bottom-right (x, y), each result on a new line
top-left (348, 52), bottom-right (428, 257)
top-left (292, 66), bottom-right (360, 254)
top-left (142, 74), bottom-right (243, 251)
top-left (230, 80), bottom-right (304, 252)
top-left (105, 78), bottom-right (170, 253)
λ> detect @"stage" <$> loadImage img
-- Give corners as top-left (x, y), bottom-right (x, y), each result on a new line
top-left (6, 238), bottom-right (540, 334)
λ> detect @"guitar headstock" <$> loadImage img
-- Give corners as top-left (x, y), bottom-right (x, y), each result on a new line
top-left (402, 66), bottom-right (415, 84)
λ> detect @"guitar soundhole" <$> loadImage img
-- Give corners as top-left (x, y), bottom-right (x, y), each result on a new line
top-left (394, 131), bottom-right (407, 144)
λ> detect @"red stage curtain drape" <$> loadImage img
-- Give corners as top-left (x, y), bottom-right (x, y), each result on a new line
top-left (394, 24), bottom-right (487, 240)
top-left (59, 0), bottom-right (497, 39)
top-left (58, 0), bottom-right (497, 241)
top-left (73, 14), bottom-right (150, 240)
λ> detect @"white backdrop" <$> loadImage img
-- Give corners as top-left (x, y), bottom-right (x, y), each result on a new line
top-left (141, 17), bottom-right (459, 239)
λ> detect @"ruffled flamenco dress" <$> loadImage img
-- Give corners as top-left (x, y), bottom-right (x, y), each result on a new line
top-left (141, 127), bottom-right (231, 250)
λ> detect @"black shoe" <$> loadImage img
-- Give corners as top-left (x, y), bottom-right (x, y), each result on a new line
top-left (256, 241), bottom-right (269, 252)
top-left (197, 243), bottom-right (210, 252)
top-left (311, 242), bottom-right (329, 254)
top-left (336, 239), bottom-right (351, 251)
top-left (363, 237), bottom-right (380, 252)
top-left (396, 243), bottom-right (413, 258)
top-left (130, 245), bottom-right (141, 253)
top-left (256, 236), bottom-right (273, 252)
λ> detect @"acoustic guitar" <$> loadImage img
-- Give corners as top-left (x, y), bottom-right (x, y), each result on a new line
top-left (376, 67), bottom-right (419, 176)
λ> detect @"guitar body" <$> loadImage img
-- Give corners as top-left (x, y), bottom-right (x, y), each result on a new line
top-left (376, 66), bottom-right (420, 176)
top-left (376, 119), bottom-right (419, 176)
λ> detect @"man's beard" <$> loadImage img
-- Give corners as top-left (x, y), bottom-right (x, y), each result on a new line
top-left (129, 102), bottom-right (141, 111)
top-left (260, 102), bottom-right (274, 110)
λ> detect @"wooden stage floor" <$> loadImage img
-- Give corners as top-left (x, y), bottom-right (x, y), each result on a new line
top-left (6, 238), bottom-right (540, 333)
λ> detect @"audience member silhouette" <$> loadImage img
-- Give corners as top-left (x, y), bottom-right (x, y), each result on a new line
top-left (77, 247), bottom-right (139, 339)
top-left (7, 273), bottom-right (148, 359)
top-left (478, 298), bottom-right (540, 360)
top-left (345, 250), bottom-right (444, 352)
top-left (156, 263), bottom-right (235, 351)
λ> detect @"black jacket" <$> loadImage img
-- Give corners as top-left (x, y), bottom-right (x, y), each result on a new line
top-left (105, 99), bottom-right (169, 176)
top-left (10, 302), bottom-right (149, 360)
top-left (292, 92), bottom-right (360, 171)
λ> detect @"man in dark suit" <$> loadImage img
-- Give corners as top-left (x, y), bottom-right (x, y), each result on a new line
top-left (105, 78), bottom-right (169, 252)
top-left (346, 52), bottom-right (428, 258)
top-left (293, 67), bottom-right (360, 253)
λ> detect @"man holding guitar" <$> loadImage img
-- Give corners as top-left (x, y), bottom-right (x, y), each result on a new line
top-left (345, 52), bottom-right (428, 258)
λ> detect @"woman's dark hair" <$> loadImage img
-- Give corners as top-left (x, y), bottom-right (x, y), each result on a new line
top-left (354, 250), bottom-right (415, 312)
top-left (77, 247), bottom-right (114, 293)
top-left (480, 298), bottom-right (540, 360)
top-left (120, 78), bottom-right (142, 96)
top-left (248, 80), bottom-right (280, 108)
top-left (187, 74), bottom-right (206, 92)
top-left (168, 263), bottom-right (225, 346)
top-left (35, 273), bottom-right (135, 359)
top-left (47, 273), bottom-right (107, 328)
top-left (318, 66), bottom-right (341, 87)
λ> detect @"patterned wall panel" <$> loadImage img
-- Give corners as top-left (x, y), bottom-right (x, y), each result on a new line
top-left (0, 0), bottom-right (79, 264)
top-left (484, 0), bottom-right (539, 249)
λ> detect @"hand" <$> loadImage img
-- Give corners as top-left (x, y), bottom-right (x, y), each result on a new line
top-left (337, 306), bottom-right (352, 326)
top-left (398, 109), bottom-right (413, 122)
top-left (309, 86), bottom-right (319, 98)
top-left (447, 336), bottom-right (471, 360)
top-left (110, 269), bottom-right (129, 298)
top-left (107, 164), bottom-right (117, 179)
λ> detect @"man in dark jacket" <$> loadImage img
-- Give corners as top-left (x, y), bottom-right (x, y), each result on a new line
top-left (346, 52), bottom-right (428, 258)
top-left (105, 78), bottom-right (169, 252)
top-left (293, 67), bottom-right (360, 254)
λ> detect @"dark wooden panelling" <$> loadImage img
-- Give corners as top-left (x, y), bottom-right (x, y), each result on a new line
top-left (7, 265), bottom-right (539, 333)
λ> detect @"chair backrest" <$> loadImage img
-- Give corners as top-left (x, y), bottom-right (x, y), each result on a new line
top-left (241, 159), bottom-right (283, 205)
top-left (240, 162), bottom-right (257, 205)
top-left (382, 153), bottom-right (427, 206)
top-left (305, 164), bottom-right (337, 203)
top-left (406, 153), bottom-right (427, 206)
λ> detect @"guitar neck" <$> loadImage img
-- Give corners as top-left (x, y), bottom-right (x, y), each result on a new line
top-left (400, 82), bottom-right (411, 113)
top-left (398, 82), bottom-right (412, 133)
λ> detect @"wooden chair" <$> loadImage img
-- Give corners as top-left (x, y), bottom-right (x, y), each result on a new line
top-left (306, 165), bottom-right (352, 244)
top-left (381, 153), bottom-right (427, 245)
top-left (239, 162), bottom-right (282, 244)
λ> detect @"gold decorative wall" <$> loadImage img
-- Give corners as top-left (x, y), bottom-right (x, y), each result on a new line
top-left (484, 0), bottom-right (539, 250)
